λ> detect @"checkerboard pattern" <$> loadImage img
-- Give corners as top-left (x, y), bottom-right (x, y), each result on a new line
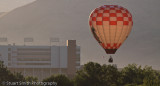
top-left (89, 5), bottom-right (133, 53)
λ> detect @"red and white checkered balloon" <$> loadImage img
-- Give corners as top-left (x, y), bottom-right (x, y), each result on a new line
top-left (89, 5), bottom-right (133, 54)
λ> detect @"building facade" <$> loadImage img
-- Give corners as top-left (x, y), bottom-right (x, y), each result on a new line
top-left (0, 40), bottom-right (80, 80)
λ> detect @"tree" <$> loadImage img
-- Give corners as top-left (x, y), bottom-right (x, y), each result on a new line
top-left (43, 74), bottom-right (73, 86)
top-left (0, 61), bottom-right (25, 86)
top-left (74, 62), bottom-right (120, 86)
top-left (25, 76), bottom-right (38, 86)
top-left (120, 64), bottom-right (144, 85)
top-left (25, 76), bottom-right (38, 82)
top-left (1, 60), bottom-right (160, 86)
top-left (101, 64), bottom-right (120, 86)
top-left (120, 64), bottom-right (160, 86)
top-left (141, 65), bottom-right (160, 86)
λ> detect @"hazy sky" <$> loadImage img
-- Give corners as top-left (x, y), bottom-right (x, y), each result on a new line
top-left (0, 0), bottom-right (159, 69)
top-left (0, 0), bottom-right (35, 12)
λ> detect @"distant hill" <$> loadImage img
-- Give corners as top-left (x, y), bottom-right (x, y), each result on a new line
top-left (0, 0), bottom-right (98, 45)
top-left (0, 0), bottom-right (159, 69)
top-left (0, 12), bottom-right (8, 18)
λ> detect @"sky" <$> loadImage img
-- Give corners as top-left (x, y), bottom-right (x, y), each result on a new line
top-left (0, 0), bottom-right (159, 69)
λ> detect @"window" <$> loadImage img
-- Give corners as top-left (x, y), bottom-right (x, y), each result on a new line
top-left (8, 57), bottom-right (11, 61)
top-left (8, 48), bottom-right (11, 51)
top-left (8, 63), bottom-right (11, 66)
top-left (8, 53), bottom-right (11, 56)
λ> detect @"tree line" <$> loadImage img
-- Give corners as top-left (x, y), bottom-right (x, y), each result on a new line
top-left (0, 61), bottom-right (160, 86)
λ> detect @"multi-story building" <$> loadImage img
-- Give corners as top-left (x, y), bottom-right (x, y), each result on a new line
top-left (0, 40), bottom-right (80, 80)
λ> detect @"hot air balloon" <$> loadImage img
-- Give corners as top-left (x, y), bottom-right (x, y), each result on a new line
top-left (89, 5), bottom-right (133, 63)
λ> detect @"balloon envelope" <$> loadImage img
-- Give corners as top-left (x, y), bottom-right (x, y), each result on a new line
top-left (89, 5), bottom-right (133, 54)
